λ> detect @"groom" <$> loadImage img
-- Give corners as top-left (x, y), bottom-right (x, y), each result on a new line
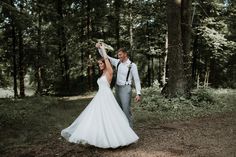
top-left (96, 43), bottom-right (141, 128)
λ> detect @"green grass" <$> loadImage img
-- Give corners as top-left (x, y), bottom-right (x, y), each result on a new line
top-left (0, 88), bottom-right (235, 152)
top-left (0, 96), bottom-right (91, 151)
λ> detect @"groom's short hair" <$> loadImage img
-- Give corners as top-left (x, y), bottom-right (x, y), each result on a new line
top-left (117, 48), bottom-right (128, 54)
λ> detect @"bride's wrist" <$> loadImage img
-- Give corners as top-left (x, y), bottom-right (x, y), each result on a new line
top-left (103, 55), bottom-right (108, 59)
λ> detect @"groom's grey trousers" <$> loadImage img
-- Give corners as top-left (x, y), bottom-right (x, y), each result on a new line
top-left (115, 84), bottom-right (133, 128)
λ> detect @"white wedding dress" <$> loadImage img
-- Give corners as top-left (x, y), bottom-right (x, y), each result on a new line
top-left (61, 75), bottom-right (139, 148)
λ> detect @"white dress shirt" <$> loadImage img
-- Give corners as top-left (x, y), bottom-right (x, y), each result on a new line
top-left (98, 48), bottom-right (141, 95)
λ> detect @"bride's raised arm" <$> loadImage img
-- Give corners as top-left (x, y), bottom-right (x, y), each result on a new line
top-left (96, 43), bottom-right (113, 82)
top-left (96, 42), bottom-right (119, 67)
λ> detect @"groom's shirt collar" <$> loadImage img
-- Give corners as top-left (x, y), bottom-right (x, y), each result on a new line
top-left (121, 58), bottom-right (131, 64)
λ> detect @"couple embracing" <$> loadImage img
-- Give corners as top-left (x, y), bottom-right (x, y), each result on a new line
top-left (61, 42), bottom-right (142, 148)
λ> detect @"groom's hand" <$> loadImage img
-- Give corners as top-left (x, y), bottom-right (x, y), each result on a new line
top-left (95, 42), bottom-right (101, 48)
top-left (96, 42), bottom-right (105, 49)
top-left (135, 95), bottom-right (141, 102)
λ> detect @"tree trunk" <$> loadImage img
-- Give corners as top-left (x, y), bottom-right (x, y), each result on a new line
top-left (80, 0), bottom-right (85, 74)
top-left (162, 33), bottom-right (168, 86)
top-left (86, 0), bottom-right (93, 90)
top-left (163, 0), bottom-right (185, 97)
top-left (87, 55), bottom-right (93, 91)
top-left (206, 68), bottom-right (210, 87)
top-left (147, 55), bottom-right (151, 87)
top-left (18, 27), bottom-right (25, 97)
top-left (81, 48), bottom-right (84, 72)
top-left (196, 70), bottom-right (200, 89)
top-left (57, 0), bottom-right (70, 92)
top-left (63, 54), bottom-right (70, 90)
top-left (151, 56), bottom-right (154, 85)
top-left (57, 0), bottom-right (64, 78)
top-left (129, 0), bottom-right (134, 60)
top-left (18, 2), bottom-right (25, 98)
top-left (86, 0), bottom-right (91, 38)
top-left (10, 0), bottom-right (18, 98)
top-left (204, 63), bottom-right (210, 88)
top-left (192, 35), bottom-right (198, 81)
top-left (11, 20), bottom-right (18, 98)
top-left (35, 3), bottom-right (43, 95)
top-left (114, 0), bottom-right (121, 49)
top-left (181, 0), bottom-right (193, 95)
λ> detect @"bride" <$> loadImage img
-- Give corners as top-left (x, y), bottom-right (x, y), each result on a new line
top-left (61, 43), bottom-right (139, 148)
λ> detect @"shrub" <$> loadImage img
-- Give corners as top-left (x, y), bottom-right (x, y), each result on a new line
top-left (190, 88), bottom-right (215, 106)
top-left (134, 86), bottom-right (233, 121)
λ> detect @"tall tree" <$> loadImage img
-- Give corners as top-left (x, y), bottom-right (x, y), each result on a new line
top-left (164, 0), bottom-right (186, 97)
top-left (114, 0), bottom-right (122, 49)
top-left (56, 0), bottom-right (70, 92)
top-left (10, 0), bottom-right (18, 97)
top-left (18, 1), bottom-right (25, 97)
top-left (128, 0), bottom-right (134, 60)
top-left (181, 0), bottom-right (193, 94)
top-left (35, 0), bottom-right (43, 95)
top-left (161, 33), bottom-right (168, 86)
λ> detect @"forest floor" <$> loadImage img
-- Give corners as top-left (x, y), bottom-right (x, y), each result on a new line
top-left (0, 90), bottom-right (235, 157)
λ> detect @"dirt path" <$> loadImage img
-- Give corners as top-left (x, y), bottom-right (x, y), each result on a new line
top-left (3, 112), bottom-right (235, 157)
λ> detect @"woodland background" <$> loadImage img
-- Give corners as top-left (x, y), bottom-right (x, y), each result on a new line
top-left (0, 1), bottom-right (236, 156)
top-left (0, 0), bottom-right (235, 97)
